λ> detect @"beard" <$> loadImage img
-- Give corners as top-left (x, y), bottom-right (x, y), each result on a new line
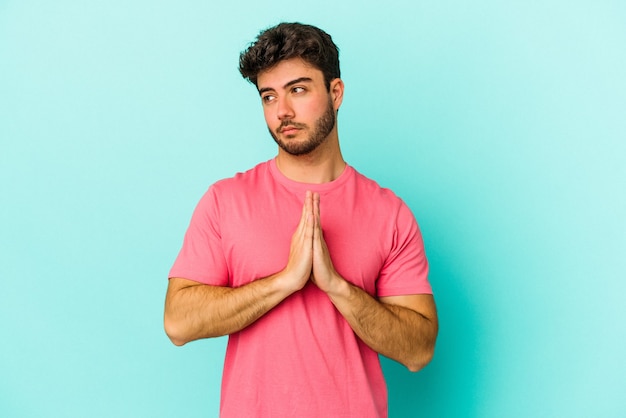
top-left (268, 98), bottom-right (336, 156)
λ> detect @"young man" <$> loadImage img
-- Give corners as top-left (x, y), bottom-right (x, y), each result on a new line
top-left (164, 22), bottom-right (438, 417)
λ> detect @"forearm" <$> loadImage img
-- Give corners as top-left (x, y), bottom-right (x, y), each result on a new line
top-left (165, 194), bottom-right (316, 346)
top-left (327, 280), bottom-right (438, 372)
top-left (164, 275), bottom-right (294, 346)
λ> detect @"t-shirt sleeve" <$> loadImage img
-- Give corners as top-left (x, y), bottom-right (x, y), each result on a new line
top-left (168, 186), bottom-right (229, 286)
top-left (376, 201), bottom-right (432, 297)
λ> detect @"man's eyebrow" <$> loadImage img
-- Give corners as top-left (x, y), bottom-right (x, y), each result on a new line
top-left (258, 77), bottom-right (313, 95)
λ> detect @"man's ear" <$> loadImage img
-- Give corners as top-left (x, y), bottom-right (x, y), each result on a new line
top-left (330, 78), bottom-right (344, 111)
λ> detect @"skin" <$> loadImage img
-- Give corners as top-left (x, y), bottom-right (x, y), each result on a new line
top-left (164, 58), bottom-right (438, 372)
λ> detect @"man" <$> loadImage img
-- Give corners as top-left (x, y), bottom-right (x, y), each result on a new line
top-left (164, 22), bottom-right (438, 417)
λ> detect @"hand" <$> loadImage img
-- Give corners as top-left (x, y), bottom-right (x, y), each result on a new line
top-left (311, 192), bottom-right (342, 294)
top-left (281, 191), bottom-right (314, 292)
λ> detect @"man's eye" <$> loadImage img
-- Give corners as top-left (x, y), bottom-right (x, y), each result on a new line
top-left (262, 95), bottom-right (275, 103)
top-left (292, 87), bottom-right (305, 94)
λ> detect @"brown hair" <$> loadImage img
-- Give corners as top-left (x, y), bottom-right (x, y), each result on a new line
top-left (239, 22), bottom-right (340, 89)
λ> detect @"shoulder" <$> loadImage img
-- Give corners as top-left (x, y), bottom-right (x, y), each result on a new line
top-left (348, 167), bottom-right (420, 234)
top-left (213, 160), bottom-right (271, 191)
top-left (350, 167), bottom-right (406, 210)
top-left (203, 160), bottom-right (273, 203)
top-left (194, 160), bottom-right (272, 213)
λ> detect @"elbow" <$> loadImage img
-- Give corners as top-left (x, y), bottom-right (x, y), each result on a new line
top-left (164, 314), bottom-right (224, 345)
top-left (163, 316), bottom-right (189, 347)
top-left (168, 335), bottom-right (187, 347)
top-left (406, 316), bottom-right (438, 372)
top-left (406, 345), bottom-right (435, 372)
top-left (406, 329), bottom-right (437, 372)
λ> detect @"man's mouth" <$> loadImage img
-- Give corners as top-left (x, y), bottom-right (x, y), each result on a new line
top-left (280, 126), bottom-right (300, 135)
top-left (278, 121), bottom-right (305, 135)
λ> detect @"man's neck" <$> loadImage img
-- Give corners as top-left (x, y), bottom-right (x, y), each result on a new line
top-left (275, 139), bottom-right (346, 184)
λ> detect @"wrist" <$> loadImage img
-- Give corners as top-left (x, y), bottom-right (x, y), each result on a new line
top-left (324, 273), bottom-right (351, 300)
top-left (273, 269), bottom-right (308, 295)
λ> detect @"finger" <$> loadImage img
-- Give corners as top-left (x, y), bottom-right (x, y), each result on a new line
top-left (305, 212), bottom-right (314, 243)
top-left (312, 192), bottom-right (320, 218)
top-left (304, 191), bottom-right (314, 240)
top-left (313, 192), bottom-right (323, 236)
top-left (296, 191), bottom-right (311, 236)
top-left (305, 190), bottom-right (313, 218)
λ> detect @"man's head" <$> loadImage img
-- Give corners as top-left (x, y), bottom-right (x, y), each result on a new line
top-left (239, 22), bottom-right (340, 90)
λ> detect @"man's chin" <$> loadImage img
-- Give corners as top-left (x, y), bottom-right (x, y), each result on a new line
top-left (278, 141), bottom-right (319, 156)
top-left (270, 129), bottom-right (326, 156)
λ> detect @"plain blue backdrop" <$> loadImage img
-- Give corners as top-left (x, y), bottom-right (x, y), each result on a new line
top-left (1, 1), bottom-right (625, 417)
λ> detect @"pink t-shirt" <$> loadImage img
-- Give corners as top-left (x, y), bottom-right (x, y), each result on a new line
top-left (170, 159), bottom-right (431, 417)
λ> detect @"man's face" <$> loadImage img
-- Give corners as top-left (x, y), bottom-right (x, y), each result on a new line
top-left (257, 58), bottom-right (339, 156)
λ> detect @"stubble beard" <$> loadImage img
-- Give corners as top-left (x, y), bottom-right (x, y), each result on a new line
top-left (268, 99), bottom-right (336, 156)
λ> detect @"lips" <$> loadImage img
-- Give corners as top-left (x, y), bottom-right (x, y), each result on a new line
top-left (280, 126), bottom-right (300, 135)
top-left (277, 121), bottom-right (306, 136)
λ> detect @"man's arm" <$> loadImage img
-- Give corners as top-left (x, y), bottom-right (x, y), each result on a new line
top-left (310, 192), bottom-right (438, 371)
top-left (330, 286), bottom-right (437, 372)
top-left (164, 276), bottom-right (286, 345)
top-left (164, 192), bottom-right (316, 346)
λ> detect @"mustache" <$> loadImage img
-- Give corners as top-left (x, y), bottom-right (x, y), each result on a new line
top-left (276, 120), bottom-right (307, 133)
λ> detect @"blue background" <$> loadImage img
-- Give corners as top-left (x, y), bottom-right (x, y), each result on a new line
top-left (1, 1), bottom-right (625, 417)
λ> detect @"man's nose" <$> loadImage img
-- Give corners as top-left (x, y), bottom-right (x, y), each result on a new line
top-left (276, 97), bottom-right (295, 120)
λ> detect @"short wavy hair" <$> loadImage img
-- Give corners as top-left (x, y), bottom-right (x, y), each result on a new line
top-left (239, 22), bottom-right (340, 90)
